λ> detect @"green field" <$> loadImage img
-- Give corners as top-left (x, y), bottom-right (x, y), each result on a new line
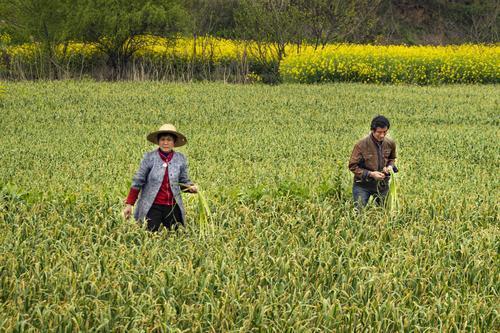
top-left (0, 81), bottom-right (498, 331)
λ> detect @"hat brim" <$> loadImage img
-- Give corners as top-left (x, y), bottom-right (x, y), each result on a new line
top-left (146, 130), bottom-right (187, 147)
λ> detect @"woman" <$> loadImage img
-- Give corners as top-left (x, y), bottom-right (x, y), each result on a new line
top-left (123, 124), bottom-right (198, 231)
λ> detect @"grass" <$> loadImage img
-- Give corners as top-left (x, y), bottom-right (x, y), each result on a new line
top-left (0, 81), bottom-right (498, 331)
top-left (194, 188), bottom-right (214, 239)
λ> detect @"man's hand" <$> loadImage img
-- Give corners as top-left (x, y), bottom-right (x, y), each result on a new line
top-left (123, 204), bottom-right (133, 219)
top-left (370, 171), bottom-right (386, 180)
top-left (383, 165), bottom-right (393, 174)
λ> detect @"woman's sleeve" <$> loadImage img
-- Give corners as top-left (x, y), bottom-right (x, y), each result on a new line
top-left (125, 188), bottom-right (140, 205)
top-left (131, 153), bottom-right (152, 189)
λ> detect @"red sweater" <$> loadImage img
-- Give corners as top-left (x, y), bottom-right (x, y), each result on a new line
top-left (126, 150), bottom-right (176, 206)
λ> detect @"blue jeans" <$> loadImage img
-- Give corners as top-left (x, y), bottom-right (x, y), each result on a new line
top-left (352, 183), bottom-right (388, 209)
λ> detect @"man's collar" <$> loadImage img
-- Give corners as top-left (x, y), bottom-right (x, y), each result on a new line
top-left (370, 133), bottom-right (383, 146)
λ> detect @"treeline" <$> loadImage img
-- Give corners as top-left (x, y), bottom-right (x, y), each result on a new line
top-left (0, 0), bottom-right (498, 81)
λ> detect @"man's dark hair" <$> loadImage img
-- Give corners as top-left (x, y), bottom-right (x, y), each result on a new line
top-left (157, 133), bottom-right (177, 142)
top-left (370, 115), bottom-right (390, 130)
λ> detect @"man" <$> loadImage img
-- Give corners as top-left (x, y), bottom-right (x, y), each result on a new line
top-left (348, 115), bottom-right (397, 208)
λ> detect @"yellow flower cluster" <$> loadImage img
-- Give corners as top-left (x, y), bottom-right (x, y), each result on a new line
top-left (5, 36), bottom-right (499, 84)
top-left (280, 44), bottom-right (500, 84)
top-left (6, 42), bottom-right (99, 61)
top-left (134, 35), bottom-right (279, 64)
top-left (5, 35), bottom-right (280, 64)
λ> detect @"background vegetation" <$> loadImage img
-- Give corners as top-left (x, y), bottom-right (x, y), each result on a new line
top-left (0, 0), bottom-right (498, 82)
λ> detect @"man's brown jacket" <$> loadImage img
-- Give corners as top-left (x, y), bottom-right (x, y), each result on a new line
top-left (348, 134), bottom-right (396, 187)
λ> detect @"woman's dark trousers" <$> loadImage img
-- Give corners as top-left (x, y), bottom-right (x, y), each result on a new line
top-left (146, 204), bottom-right (183, 232)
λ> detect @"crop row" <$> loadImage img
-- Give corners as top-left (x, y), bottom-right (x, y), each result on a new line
top-left (1, 82), bottom-right (498, 330)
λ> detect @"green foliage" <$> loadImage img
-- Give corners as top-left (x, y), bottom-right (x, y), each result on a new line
top-left (0, 82), bottom-right (498, 330)
top-left (0, 0), bottom-right (74, 78)
top-left (69, 0), bottom-right (188, 79)
top-left (184, 0), bottom-right (239, 37)
top-left (195, 189), bottom-right (214, 239)
top-left (234, 0), bottom-right (301, 83)
top-left (0, 0), bottom-right (72, 43)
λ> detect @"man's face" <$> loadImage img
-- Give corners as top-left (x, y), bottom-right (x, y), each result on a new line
top-left (372, 127), bottom-right (388, 142)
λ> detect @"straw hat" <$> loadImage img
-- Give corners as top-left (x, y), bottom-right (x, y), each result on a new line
top-left (146, 124), bottom-right (187, 147)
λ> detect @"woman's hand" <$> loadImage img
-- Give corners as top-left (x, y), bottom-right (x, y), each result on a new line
top-left (123, 204), bottom-right (133, 219)
top-left (187, 185), bottom-right (198, 193)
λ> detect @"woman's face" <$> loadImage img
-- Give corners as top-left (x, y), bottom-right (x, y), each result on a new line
top-left (158, 134), bottom-right (176, 152)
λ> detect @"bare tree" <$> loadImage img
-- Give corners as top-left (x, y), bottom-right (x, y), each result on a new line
top-left (298, 0), bottom-right (382, 50)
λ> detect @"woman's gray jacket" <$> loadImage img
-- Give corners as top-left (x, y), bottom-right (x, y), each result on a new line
top-left (131, 149), bottom-right (193, 222)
